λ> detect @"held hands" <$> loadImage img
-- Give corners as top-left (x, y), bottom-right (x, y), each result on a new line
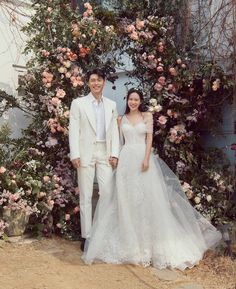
top-left (142, 158), bottom-right (149, 172)
top-left (109, 157), bottom-right (118, 169)
top-left (71, 158), bottom-right (80, 169)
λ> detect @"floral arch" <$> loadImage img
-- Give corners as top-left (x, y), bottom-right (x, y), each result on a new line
top-left (0, 0), bottom-right (234, 239)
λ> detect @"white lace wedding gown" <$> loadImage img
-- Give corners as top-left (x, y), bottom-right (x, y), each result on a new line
top-left (82, 114), bottom-right (222, 270)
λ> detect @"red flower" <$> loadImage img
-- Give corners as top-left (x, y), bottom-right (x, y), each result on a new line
top-left (79, 47), bottom-right (90, 58)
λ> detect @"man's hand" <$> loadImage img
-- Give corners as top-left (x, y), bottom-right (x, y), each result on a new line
top-left (71, 158), bottom-right (80, 169)
top-left (109, 157), bottom-right (118, 169)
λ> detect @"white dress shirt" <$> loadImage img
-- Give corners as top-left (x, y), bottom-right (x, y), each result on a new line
top-left (91, 95), bottom-right (106, 141)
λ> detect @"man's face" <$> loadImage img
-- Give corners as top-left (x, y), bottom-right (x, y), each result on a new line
top-left (88, 74), bottom-right (105, 96)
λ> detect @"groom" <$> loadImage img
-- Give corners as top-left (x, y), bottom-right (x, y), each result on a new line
top-left (69, 68), bottom-right (120, 251)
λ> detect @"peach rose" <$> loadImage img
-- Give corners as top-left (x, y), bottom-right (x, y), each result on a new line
top-left (158, 76), bottom-right (166, 86)
top-left (136, 19), bottom-right (145, 30)
top-left (0, 166), bottom-right (6, 174)
top-left (51, 97), bottom-right (61, 106)
top-left (56, 89), bottom-right (66, 98)
top-left (43, 176), bottom-right (50, 183)
top-left (169, 67), bottom-right (177, 76)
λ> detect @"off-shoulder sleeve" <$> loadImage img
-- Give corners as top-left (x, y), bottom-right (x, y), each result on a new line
top-left (143, 112), bottom-right (153, 134)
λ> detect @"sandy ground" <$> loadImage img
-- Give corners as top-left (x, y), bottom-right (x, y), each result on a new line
top-left (0, 237), bottom-right (235, 289)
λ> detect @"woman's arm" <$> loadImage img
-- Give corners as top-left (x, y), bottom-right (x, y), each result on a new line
top-left (142, 132), bottom-right (153, 171)
top-left (142, 112), bottom-right (153, 172)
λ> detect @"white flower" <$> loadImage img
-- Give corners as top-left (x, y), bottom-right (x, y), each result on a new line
top-left (182, 182), bottom-right (191, 192)
top-left (149, 98), bottom-right (157, 105)
top-left (213, 173), bottom-right (221, 181)
top-left (0, 99), bottom-right (7, 109)
top-left (58, 67), bottom-right (67, 74)
top-left (195, 204), bottom-right (202, 210)
top-left (45, 137), bottom-right (58, 147)
top-left (2, 111), bottom-right (9, 120)
top-left (194, 196), bottom-right (201, 204)
top-left (206, 195), bottom-right (212, 202)
top-left (63, 60), bottom-right (71, 68)
top-left (154, 104), bottom-right (163, 112)
top-left (186, 190), bottom-right (194, 199)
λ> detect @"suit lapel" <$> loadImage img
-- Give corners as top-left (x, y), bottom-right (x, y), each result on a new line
top-left (83, 93), bottom-right (96, 133)
top-left (103, 98), bottom-right (112, 132)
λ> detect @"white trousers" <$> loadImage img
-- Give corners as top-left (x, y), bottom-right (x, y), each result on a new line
top-left (77, 142), bottom-right (114, 238)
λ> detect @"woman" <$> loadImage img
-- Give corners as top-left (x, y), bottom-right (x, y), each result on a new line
top-left (82, 88), bottom-right (221, 270)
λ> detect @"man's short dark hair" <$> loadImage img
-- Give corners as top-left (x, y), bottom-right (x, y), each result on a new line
top-left (87, 69), bottom-right (106, 81)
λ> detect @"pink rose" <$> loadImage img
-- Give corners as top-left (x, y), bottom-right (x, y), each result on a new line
top-left (154, 83), bottom-right (163, 92)
top-left (167, 109), bottom-right (172, 117)
top-left (136, 19), bottom-right (145, 30)
top-left (73, 206), bottom-right (79, 214)
top-left (84, 2), bottom-right (92, 10)
top-left (158, 45), bottom-right (164, 53)
top-left (26, 190), bottom-right (32, 196)
top-left (158, 115), bottom-right (168, 125)
top-left (167, 84), bottom-right (174, 91)
top-left (126, 24), bottom-right (135, 33)
top-left (41, 50), bottom-right (50, 57)
top-left (63, 110), bottom-right (70, 118)
top-left (130, 31), bottom-right (139, 40)
top-left (43, 176), bottom-right (50, 183)
top-left (38, 192), bottom-right (46, 198)
top-left (45, 83), bottom-right (52, 88)
top-left (148, 54), bottom-right (155, 61)
top-left (51, 97), bottom-right (61, 106)
top-left (176, 58), bottom-right (182, 64)
top-left (0, 167), bottom-right (6, 174)
top-left (87, 9), bottom-right (93, 15)
top-left (74, 187), bottom-right (80, 194)
top-left (158, 76), bottom-right (166, 86)
top-left (156, 66), bottom-right (164, 72)
top-left (65, 214), bottom-right (70, 221)
top-left (56, 89), bottom-right (66, 98)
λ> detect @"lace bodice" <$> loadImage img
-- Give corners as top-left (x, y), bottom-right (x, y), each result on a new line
top-left (120, 113), bottom-right (153, 146)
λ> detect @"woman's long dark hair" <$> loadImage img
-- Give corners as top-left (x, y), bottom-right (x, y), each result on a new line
top-left (124, 88), bottom-right (146, 114)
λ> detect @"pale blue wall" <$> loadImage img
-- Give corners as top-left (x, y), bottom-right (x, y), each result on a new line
top-left (203, 105), bottom-right (236, 166)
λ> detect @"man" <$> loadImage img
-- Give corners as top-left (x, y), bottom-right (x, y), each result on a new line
top-left (69, 69), bottom-right (119, 251)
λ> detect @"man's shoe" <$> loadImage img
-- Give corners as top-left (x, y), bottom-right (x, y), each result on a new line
top-left (80, 238), bottom-right (86, 252)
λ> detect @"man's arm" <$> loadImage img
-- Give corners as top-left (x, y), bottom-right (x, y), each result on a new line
top-left (111, 102), bottom-right (120, 159)
top-left (69, 99), bottom-right (81, 167)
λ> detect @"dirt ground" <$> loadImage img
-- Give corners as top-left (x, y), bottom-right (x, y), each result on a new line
top-left (0, 237), bottom-right (235, 289)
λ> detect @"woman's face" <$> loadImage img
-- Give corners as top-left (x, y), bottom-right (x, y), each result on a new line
top-left (127, 92), bottom-right (141, 112)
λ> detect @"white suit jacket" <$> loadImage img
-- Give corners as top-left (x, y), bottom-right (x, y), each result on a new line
top-left (69, 93), bottom-right (120, 166)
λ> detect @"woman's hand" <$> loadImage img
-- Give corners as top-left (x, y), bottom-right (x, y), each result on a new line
top-left (142, 158), bottom-right (149, 172)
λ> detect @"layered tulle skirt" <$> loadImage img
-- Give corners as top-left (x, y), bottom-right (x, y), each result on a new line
top-left (82, 144), bottom-right (221, 270)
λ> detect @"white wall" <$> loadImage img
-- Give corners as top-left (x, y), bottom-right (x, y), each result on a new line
top-left (0, 1), bottom-right (31, 137)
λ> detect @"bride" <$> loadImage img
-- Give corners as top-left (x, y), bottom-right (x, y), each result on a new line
top-left (82, 88), bottom-right (222, 270)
